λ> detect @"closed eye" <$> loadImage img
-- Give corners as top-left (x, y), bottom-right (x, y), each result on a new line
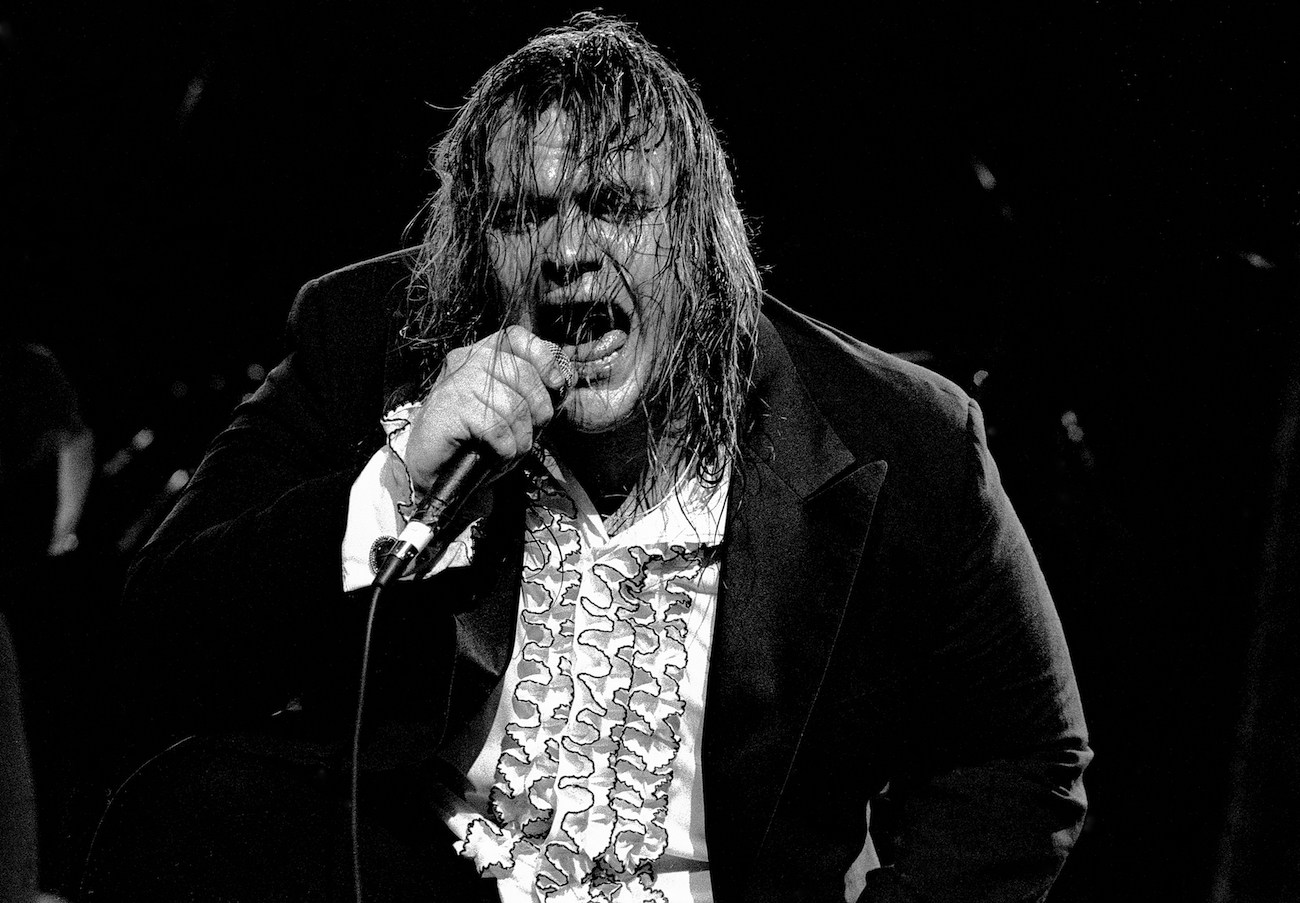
top-left (584, 187), bottom-right (658, 225)
top-left (487, 194), bottom-right (559, 233)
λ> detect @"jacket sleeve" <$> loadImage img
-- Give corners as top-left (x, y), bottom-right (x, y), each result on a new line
top-left (860, 399), bottom-right (1092, 903)
top-left (118, 269), bottom-right (457, 753)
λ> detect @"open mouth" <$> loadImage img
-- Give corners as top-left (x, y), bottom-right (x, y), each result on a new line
top-left (535, 298), bottom-right (631, 373)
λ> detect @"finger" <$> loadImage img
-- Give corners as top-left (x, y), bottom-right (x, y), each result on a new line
top-left (457, 326), bottom-right (572, 399)
top-left (474, 405), bottom-right (529, 463)
top-left (456, 342), bottom-right (555, 432)
top-left (452, 361), bottom-right (556, 463)
top-left (499, 325), bottom-right (576, 395)
top-left (411, 330), bottom-right (563, 485)
top-left (476, 375), bottom-right (546, 456)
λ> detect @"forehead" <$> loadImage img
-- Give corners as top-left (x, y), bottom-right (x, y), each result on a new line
top-left (485, 106), bottom-right (672, 197)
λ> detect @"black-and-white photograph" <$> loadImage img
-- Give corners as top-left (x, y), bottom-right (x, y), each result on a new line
top-left (2, 3), bottom-right (1296, 901)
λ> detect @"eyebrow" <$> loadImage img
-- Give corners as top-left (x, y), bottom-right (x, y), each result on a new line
top-left (489, 168), bottom-right (663, 202)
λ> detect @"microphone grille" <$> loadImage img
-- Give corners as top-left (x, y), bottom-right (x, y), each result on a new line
top-left (546, 342), bottom-right (576, 396)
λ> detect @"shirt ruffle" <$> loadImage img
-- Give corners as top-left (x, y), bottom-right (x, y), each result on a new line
top-left (457, 458), bottom-right (711, 903)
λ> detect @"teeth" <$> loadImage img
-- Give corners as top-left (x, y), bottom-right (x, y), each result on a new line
top-left (574, 348), bottom-right (620, 379)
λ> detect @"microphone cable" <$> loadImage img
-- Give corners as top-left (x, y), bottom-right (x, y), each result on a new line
top-left (351, 528), bottom-right (459, 902)
top-left (351, 580), bottom-right (382, 903)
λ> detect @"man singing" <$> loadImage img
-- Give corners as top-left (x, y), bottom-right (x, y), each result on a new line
top-left (98, 13), bottom-right (1090, 903)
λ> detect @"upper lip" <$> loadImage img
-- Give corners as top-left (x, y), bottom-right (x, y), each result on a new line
top-left (540, 280), bottom-right (615, 306)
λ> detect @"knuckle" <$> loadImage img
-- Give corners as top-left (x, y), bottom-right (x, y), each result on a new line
top-left (483, 421), bottom-right (515, 451)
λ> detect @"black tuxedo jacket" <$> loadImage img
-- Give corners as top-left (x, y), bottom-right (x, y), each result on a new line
top-left (122, 251), bottom-right (1089, 902)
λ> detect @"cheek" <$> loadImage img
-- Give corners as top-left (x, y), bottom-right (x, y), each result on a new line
top-left (609, 223), bottom-right (673, 288)
top-left (487, 234), bottom-right (535, 294)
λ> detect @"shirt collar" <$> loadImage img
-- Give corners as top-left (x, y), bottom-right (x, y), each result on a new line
top-left (531, 447), bottom-right (730, 549)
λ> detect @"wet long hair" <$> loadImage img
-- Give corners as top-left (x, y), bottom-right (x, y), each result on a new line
top-left (403, 12), bottom-right (762, 488)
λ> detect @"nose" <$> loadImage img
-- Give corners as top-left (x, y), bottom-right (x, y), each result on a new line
top-left (540, 206), bottom-right (601, 287)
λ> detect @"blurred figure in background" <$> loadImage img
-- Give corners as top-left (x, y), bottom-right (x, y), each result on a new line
top-left (0, 341), bottom-right (93, 567)
top-left (0, 340), bottom-right (92, 901)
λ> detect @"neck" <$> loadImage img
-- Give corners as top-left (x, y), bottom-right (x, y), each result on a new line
top-left (550, 421), bottom-right (655, 517)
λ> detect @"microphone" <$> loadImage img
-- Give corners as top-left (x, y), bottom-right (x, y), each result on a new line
top-left (373, 342), bottom-right (574, 588)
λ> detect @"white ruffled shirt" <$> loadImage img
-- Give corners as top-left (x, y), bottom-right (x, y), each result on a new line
top-left (342, 405), bottom-right (726, 903)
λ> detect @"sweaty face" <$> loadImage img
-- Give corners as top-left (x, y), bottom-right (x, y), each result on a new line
top-left (485, 107), bottom-right (680, 435)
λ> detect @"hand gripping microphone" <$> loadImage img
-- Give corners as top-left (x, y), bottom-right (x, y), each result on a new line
top-left (373, 342), bottom-right (575, 588)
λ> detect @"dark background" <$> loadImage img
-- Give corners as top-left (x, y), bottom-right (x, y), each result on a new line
top-left (3, 2), bottom-right (1298, 899)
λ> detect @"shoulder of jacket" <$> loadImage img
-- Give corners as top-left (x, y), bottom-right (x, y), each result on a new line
top-left (761, 295), bottom-right (974, 444)
top-left (295, 248), bottom-right (418, 303)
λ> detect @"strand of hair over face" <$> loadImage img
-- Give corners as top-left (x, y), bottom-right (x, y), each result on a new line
top-left (403, 13), bottom-right (763, 490)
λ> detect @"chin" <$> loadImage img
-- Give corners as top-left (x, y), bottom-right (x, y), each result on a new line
top-left (559, 388), bottom-right (643, 435)
top-left (560, 409), bottom-right (634, 435)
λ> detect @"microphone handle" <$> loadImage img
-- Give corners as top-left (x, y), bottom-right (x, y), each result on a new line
top-left (373, 445), bottom-right (492, 588)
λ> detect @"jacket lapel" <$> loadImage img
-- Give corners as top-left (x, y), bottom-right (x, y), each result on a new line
top-left (704, 312), bottom-right (888, 868)
top-left (440, 480), bottom-right (528, 740)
